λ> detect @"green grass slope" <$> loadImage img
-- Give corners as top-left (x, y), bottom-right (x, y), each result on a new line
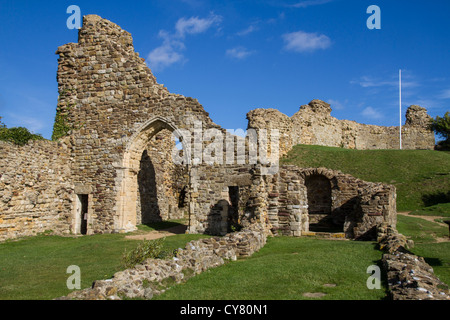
top-left (281, 145), bottom-right (450, 212)
top-left (155, 237), bottom-right (387, 300)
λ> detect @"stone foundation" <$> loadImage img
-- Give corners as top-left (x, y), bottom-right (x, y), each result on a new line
top-left (57, 223), bottom-right (267, 300)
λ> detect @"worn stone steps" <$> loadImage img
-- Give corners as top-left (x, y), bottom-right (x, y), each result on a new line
top-left (302, 231), bottom-right (347, 240)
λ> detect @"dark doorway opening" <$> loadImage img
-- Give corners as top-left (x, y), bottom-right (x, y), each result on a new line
top-left (78, 194), bottom-right (88, 235)
top-left (305, 175), bottom-right (339, 232)
top-left (138, 150), bottom-right (161, 224)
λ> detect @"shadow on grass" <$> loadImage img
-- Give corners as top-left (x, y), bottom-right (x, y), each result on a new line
top-left (138, 219), bottom-right (186, 232)
top-left (422, 191), bottom-right (450, 207)
top-left (422, 257), bottom-right (443, 267)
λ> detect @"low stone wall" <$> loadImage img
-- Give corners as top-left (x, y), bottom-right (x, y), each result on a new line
top-left (377, 224), bottom-right (450, 300)
top-left (57, 223), bottom-right (267, 300)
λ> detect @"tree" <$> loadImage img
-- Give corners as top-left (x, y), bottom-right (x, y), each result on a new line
top-left (430, 111), bottom-right (450, 150)
top-left (0, 117), bottom-right (45, 146)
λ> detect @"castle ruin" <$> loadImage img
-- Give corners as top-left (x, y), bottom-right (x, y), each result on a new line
top-left (1, 15), bottom-right (436, 242)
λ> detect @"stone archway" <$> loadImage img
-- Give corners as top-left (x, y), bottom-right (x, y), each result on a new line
top-left (115, 117), bottom-right (190, 232)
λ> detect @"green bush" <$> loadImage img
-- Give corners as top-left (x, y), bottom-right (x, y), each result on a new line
top-left (0, 126), bottom-right (44, 146)
top-left (431, 111), bottom-right (450, 150)
top-left (121, 237), bottom-right (175, 269)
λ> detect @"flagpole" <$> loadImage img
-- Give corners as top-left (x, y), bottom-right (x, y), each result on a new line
top-left (399, 69), bottom-right (402, 150)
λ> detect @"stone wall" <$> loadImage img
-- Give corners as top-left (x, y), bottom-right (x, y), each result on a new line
top-left (57, 223), bottom-right (267, 300)
top-left (0, 139), bottom-right (73, 241)
top-left (247, 99), bottom-right (435, 157)
top-left (377, 224), bottom-right (450, 300)
top-left (55, 15), bottom-right (222, 235)
top-left (261, 166), bottom-right (397, 240)
top-left (188, 164), bottom-right (253, 235)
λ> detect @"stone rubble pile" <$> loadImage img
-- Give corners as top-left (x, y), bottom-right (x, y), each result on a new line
top-left (57, 223), bottom-right (267, 300)
top-left (377, 224), bottom-right (450, 300)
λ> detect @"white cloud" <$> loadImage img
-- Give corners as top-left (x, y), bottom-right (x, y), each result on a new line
top-left (147, 30), bottom-right (186, 71)
top-left (147, 44), bottom-right (185, 72)
top-left (361, 106), bottom-right (384, 120)
top-left (438, 88), bottom-right (450, 99)
top-left (327, 99), bottom-right (346, 110)
top-left (147, 13), bottom-right (222, 71)
top-left (175, 14), bottom-right (222, 37)
top-left (351, 75), bottom-right (419, 89)
top-left (6, 112), bottom-right (45, 133)
top-left (282, 30), bottom-right (331, 53)
top-left (288, 0), bottom-right (334, 8)
top-left (226, 47), bottom-right (254, 60)
top-left (237, 24), bottom-right (258, 36)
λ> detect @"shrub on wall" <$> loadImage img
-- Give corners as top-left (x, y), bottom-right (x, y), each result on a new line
top-left (121, 238), bottom-right (176, 269)
top-left (0, 118), bottom-right (45, 146)
top-left (51, 106), bottom-right (72, 141)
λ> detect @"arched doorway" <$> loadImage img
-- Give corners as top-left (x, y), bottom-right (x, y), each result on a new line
top-left (304, 174), bottom-right (335, 232)
top-left (115, 117), bottom-right (190, 232)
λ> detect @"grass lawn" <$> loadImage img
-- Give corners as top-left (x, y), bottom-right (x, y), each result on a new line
top-left (396, 214), bottom-right (450, 286)
top-left (281, 145), bottom-right (450, 212)
top-left (154, 237), bottom-right (388, 300)
top-left (0, 231), bottom-right (208, 300)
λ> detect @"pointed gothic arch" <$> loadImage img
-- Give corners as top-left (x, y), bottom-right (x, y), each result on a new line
top-left (115, 117), bottom-right (191, 232)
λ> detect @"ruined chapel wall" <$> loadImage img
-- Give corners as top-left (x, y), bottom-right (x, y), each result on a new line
top-left (55, 15), bottom-right (220, 234)
top-left (0, 140), bottom-right (73, 241)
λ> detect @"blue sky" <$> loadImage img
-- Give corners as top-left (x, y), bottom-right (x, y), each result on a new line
top-left (0, 0), bottom-right (449, 140)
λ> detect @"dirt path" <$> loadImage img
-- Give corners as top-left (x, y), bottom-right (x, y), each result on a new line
top-left (397, 211), bottom-right (449, 243)
top-left (125, 225), bottom-right (188, 241)
top-left (397, 211), bottom-right (448, 227)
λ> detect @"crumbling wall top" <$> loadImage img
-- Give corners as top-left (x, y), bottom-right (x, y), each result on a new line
top-left (78, 14), bottom-right (134, 49)
top-left (405, 105), bottom-right (432, 127)
top-left (298, 99), bottom-right (332, 115)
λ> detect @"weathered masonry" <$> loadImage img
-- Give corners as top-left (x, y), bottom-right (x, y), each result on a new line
top-left (0, 15), bottom-right (401, 241)
top-left (247, 99), bottom-right (435, 157)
